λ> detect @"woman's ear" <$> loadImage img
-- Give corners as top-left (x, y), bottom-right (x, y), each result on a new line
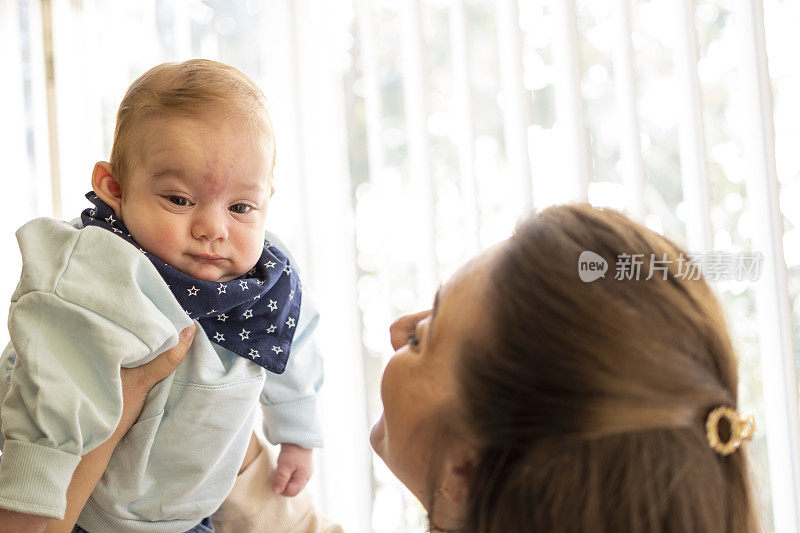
top-left (91, 162), bottom-right (123, 216)
top-left (431, 440), bottom-right (477, 530)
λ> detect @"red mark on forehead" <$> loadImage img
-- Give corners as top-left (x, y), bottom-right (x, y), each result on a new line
top-left (202, 158), bottom-right (233, 196)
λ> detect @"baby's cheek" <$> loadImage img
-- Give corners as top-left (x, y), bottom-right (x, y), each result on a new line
top-left (128, 212), bottom-right (172, 246)
top-left (146, 227), bottom-right (181, 254)
top-left (243, 229), bottom-right (267, 262)
top-left (245, 239), bottom-right (265, 268)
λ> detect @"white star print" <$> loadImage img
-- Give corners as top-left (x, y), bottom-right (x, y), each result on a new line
top-left (253, 294), bottom-right (261, 300)
top-left (184, 309), bottom-right (192, 316)
top-left (283, 265), bottom-right (292, 275)
top-left (139, 247), bottom-right (146, 254)
top-left (248, 349), bottom-right (260, 359)
top-left (243, 309), bottom-right (253, 319)
top-left (289, 290), bottom-right (294, 300)
top-left (285, 317), bottom-right (296, 328)
top-left (187, 286), bottom-right (199, 296)
top-left (239, 280), bottom-right (249, 291)
top-left (256, 280), bottom-right (265, 286)
top-left (264, 240), bottom-right (271, 247)
top-left (247, 268), bottom-right (256, 276)
top-left (112, 227), bottom-right (122, 233)
top-left (217, 283), bottom-right (227, 294)
top-left (266, 324), bottom-right (277, 334)
top-left (217, 313), bottom-right (228, 322)
top-left (271, 346), bottom-right (283, 354)
top-left (208, 309), bottom-right (217, 314)
top-left (267, 299), bottom-right (278, 311)
top-left (214, 332), bottom-right (225, 342)
top-left (264, 261), bottom-right (276, 269)
top-left (105, 215), bottom-right (116, 224)
top-left (240, 328), bottom-right (250, 341)
top-left (89, 209), bottom-right (96, 216)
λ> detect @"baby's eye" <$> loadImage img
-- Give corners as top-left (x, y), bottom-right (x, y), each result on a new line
top-left (168, 195), bottom-right (190, 206)
top-left (229, 203), bottom-right (251, 214)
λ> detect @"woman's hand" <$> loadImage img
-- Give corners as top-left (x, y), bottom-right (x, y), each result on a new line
top-left (42, 325), bottom-right (197, 533)
top-left (0, 325), bottom-right (197, 533)
top-left (113, 325), bottom-right (197, 441)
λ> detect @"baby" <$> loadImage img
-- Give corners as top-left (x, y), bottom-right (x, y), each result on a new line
top-left (0, 60), bottom-right (323, 532)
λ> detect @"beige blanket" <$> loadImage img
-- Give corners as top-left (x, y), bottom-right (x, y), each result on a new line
top-left (211, 439), bottom-right (344, 533)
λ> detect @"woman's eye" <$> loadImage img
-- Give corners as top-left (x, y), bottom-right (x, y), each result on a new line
top-left (168, 195), bottom-right (190, 206)
top-left (229, 203), bottom-right (251, 214)
top-left (406, 332), bottom-right (420, 348)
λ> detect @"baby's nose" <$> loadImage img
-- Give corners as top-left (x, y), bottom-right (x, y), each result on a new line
top-left (191, 211), bottom-right (228, 241)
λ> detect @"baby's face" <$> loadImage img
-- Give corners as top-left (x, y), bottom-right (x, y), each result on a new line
top-left (119, 115), bottom-right (273, 282)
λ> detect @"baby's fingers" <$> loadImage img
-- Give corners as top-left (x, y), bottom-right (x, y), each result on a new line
top-left (282, 470), bottom-right (310, 497)
top-left (271, 464), bottom-right (292, 494)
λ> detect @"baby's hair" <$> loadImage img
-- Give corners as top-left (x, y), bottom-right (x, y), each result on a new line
top-left (109, 59), bottom-right (275, 186)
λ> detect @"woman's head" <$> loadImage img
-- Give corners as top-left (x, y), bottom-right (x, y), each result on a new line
top-left (370, 251), bottom-right (496, 523)
top-left (371, 204), bottom-right (757, 532)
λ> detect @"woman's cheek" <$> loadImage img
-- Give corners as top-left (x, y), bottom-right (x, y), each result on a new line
top-left (380, 354), bottom-right (404, 416)
top-left (369, 414), bottom-right (387, 457)
top-left (378, 355), bottom-right (406, 438)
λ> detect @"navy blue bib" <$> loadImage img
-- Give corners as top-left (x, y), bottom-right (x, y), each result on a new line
top-left (81, 192), bottom-right (300, 374)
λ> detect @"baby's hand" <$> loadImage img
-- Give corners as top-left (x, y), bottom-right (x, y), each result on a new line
top-left (271, 443), bottom-right (313, 496)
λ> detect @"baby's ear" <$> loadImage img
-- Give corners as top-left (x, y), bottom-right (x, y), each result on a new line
top-left (91, 162), bottom-right (123, 216)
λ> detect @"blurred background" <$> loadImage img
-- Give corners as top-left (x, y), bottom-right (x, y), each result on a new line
top-left (0, 0), bottom-right (798, 531)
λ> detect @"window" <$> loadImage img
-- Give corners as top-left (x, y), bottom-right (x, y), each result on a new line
top-left (1, 1), bottom-right (797, 531)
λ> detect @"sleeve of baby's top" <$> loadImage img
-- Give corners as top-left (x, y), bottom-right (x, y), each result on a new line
top-left (0, 218), bottom-right (191, 519)
top-left (260, 232), bottom-right (324, 449)
top-left (0, 294), bottom-right (148, 518)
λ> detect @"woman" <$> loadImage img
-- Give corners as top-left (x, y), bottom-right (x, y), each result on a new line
top-left (371, 204), bottom-right (757, 532)
top-left (7, 204), bottom-right (759, 531)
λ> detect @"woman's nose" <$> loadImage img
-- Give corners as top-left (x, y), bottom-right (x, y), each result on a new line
top-left (389, 310), bottom-right (431, 351)
top-left (191, 209), bottom-right (228, 242)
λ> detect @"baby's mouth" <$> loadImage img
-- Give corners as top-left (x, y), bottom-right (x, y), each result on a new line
top-left (188, 253), bottom-right (225, 262)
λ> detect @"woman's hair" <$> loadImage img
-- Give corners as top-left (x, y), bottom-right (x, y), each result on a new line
top-left (452, 204), bottom-right (758, 532)
top-left (109, 59), bottom-right (275, 185)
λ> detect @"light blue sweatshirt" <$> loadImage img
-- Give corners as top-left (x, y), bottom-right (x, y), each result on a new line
top-left (0, 218), bottom-right (324, 532)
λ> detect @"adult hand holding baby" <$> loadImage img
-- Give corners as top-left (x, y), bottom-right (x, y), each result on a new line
top-left (0, 325), bottom-right (196, 533)
top-left (43, 325), bottom-right (197, 533)
top-left (114, 325), bottom-right (197, 443)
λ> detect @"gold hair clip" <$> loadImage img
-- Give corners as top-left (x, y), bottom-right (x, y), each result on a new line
top-left (705, 406), bottom-right (755, 456)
